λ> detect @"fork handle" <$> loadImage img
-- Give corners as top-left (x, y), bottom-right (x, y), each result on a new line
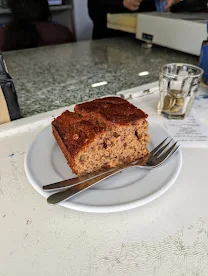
top-left (43, 167), bottom-right (117, 191)
top-left (47, 165), bottom-right (130, 205)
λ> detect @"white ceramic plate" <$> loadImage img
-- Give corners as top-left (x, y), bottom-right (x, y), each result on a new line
top-left (24, 123), bottom-right (182, 213)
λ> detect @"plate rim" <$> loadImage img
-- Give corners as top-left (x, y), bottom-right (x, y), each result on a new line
top-left (24, 124), bottom-right (183, 213)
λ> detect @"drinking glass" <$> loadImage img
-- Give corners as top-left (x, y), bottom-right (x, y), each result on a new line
top-left (157, 63), bottom-right (203, 119)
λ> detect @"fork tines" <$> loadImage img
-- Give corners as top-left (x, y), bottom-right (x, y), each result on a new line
top-left (148, 137), bottom-right (180, 165)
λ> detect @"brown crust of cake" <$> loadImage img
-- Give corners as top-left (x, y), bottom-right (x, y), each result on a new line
top-left (52, 124), bottom-right (76, 171)
top-left (52, 110), bottom-right (105, 158)
top-left (74, 96), bottom-right (148, 126)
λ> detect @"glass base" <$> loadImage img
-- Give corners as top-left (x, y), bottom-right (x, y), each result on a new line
top-left (158, 110), bottom-right (188, 119)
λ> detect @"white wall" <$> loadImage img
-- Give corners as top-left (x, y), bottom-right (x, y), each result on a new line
top-left (73, 0), bottom-right (93, 41)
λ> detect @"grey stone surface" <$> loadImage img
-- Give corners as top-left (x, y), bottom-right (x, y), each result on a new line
top-left (4, 36), bottom-right (198, 117)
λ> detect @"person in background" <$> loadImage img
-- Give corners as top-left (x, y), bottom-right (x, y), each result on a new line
top-left (0, 0), bottom-right (74, 52)
top-left (88, 0), bottom-right (188, 40)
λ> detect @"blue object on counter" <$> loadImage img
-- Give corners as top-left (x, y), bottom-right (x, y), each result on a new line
top-left (154, 0), bottom-right (166, 12)
top-left (48, 0), bottom-right (62, 5)
top-left (198, 22), bottom-right (208, 84)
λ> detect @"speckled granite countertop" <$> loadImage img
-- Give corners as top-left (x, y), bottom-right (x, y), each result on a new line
top-left (4, 36), bottom-right (198, 117)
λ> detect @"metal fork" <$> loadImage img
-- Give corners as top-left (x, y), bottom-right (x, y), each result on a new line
top-left (46, 138), bottom-right (180, 205)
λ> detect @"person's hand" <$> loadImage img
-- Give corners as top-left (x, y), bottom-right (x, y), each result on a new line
top-left (164, 0), bottom-right (182, 11)
top-left (123, 0), bottom-right (142, 11)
